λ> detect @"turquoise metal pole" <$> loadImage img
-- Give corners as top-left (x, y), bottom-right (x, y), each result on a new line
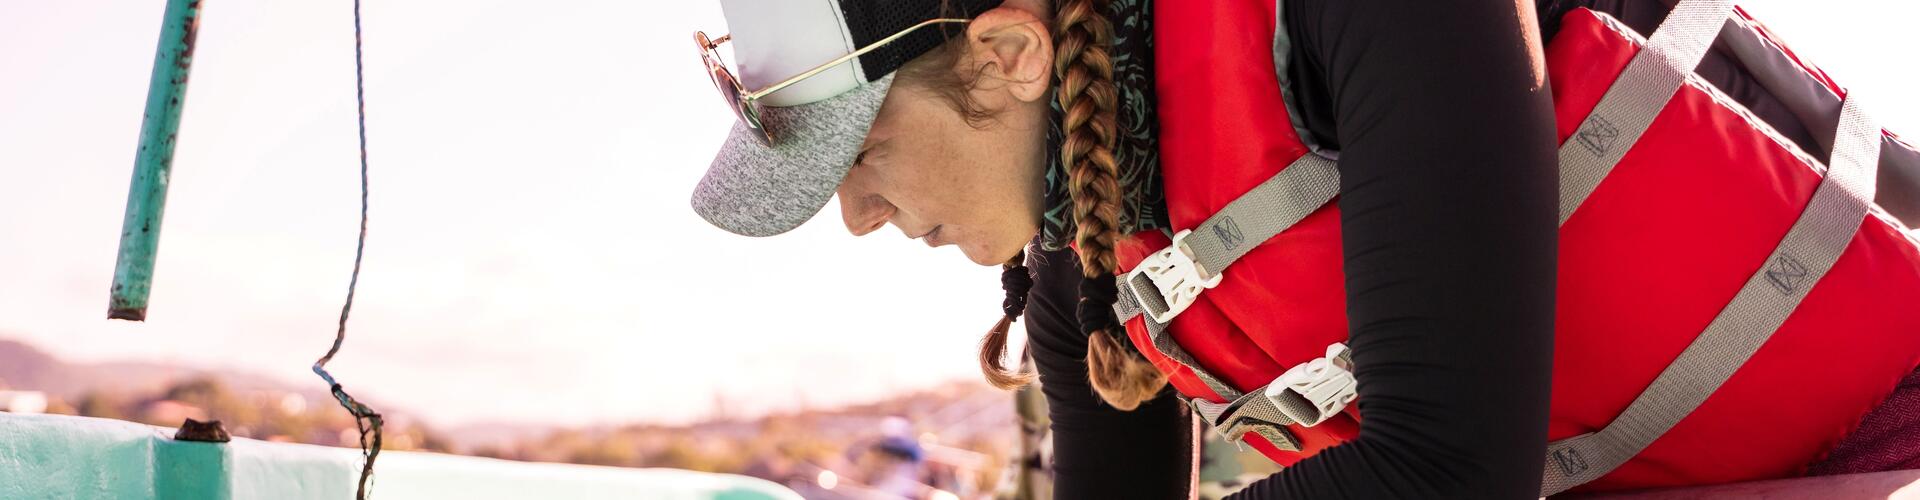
top-left (109, 0), bottom-right (204, 321)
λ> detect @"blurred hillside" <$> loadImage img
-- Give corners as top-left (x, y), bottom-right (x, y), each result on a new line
top-left (0, 339), bottom-right (334, 402)
top-left (0, 337), bottom-right (1020, 498)
top-left (0, 338), bottom-right (449, 451)
top-left (470, 382), bottom-right (1018, 498)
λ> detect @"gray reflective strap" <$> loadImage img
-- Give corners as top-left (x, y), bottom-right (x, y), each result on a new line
top-left (1192, 349), bottom-right (1354, 446)
top-left (1558, 0), bottom-right (1736, 226)
top-left (1138, 305), bottom-right (1308, 450)
top-left (1122, 277), bottom-right (1352, 454)
top-left (1540, 95), bottom-right (1881, 497)
top-left (1108, 157), bottom-right (1341, 453)
top-left (1192, 390), bottom-right (1302, 450)
top-left (1115, 286), bottom-right (1242, 402)
top-left (1118, 281), bottom-right (1297, 448)
top-left (1110, 152), bottom-right (1343, 406)
top-left (1185, 154), bottom-right (1341, 278)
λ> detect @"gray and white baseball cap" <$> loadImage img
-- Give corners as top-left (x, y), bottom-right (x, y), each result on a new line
top-left (691, 0), bottom-right (1002, 237)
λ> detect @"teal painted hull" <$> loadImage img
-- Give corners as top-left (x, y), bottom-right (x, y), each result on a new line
top-left (0, 413), bottom-right (799, 500)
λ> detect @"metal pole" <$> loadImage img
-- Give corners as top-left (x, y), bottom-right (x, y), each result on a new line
top-left (1013, 352), bottom-right (1052, 500)
top-left (109, 0), bottom-right (204, 321)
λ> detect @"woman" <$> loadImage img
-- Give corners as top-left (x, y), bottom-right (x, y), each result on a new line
top-left (690, 0), bottom-right (1920, 497)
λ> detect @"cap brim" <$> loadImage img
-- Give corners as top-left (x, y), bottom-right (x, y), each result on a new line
top-left (692, 74), bottom-right (894, 237)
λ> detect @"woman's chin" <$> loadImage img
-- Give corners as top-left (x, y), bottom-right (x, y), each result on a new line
top-left (960, 238), bottom-right (1024, 267)
top-left (958, 244), bottom-right (994, 266)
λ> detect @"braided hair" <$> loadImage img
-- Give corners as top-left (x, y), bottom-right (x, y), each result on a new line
top-left (1051, 0), bottom-right (1165, 410)
top-left (955, 0), bottom-right (1165, 408)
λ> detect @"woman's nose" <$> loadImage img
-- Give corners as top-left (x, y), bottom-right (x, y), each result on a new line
top-left (839, 192), bottom-right (895, 236)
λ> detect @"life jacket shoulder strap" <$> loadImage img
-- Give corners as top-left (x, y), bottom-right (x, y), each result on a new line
top-left (1119, 154), bottom-right (1340, 325)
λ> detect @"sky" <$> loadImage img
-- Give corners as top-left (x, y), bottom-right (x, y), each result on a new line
top-left (2, 1), bottom-right (1917, 429)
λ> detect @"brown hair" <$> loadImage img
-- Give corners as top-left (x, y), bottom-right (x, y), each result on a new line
top-left (897, 38), bottom-right (1002, 129)
top-left (979, 250), bottom-right (1036, 389)
top-left (1050, 0), bottom-right (1165, 410)
top-left (911, 0), bottom-right (1167, 407)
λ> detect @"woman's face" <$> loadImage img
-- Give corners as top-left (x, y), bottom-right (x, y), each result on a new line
top-left (834, 7), bottom-right (1054, 266)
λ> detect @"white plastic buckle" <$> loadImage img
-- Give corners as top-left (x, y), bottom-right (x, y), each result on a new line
top-left (1264, 343), bottom-right (1357, 427)
top-left (1124, 230), bottom-right (1223, 324)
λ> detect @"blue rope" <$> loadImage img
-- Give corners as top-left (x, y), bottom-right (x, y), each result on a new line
top-left (312, 0), bottom-right (383, 497)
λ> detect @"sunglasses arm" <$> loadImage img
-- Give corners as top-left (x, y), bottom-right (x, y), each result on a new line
top-left (742, 18), bottom-right (968, 101)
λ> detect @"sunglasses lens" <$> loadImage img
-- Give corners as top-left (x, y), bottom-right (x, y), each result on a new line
top-left (738, 100), bottom-right (771, 143)
top-left (699, 45), bottom-right (772, 145)
top-left (711, 68), bottom-right (770, 145)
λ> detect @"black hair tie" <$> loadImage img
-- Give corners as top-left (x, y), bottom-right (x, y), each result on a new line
top-left (1076, 274), bottom-right (1121, 337)
top-left (1001, 263), bottom-right (1034, 319)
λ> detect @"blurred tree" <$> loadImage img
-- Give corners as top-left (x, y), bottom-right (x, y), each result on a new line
top-left (75, 391), bottom-right (128, 421)
top-left (43, 396), bottom-right (77, 416)
top-left (569, 435), bottom-right (641, 466)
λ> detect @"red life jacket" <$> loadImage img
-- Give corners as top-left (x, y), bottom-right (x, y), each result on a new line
top-left (1118, 0), bottom-right (1920, 494)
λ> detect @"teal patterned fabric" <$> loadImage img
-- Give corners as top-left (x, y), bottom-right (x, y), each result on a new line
top-left (1038, 0), bottom-right (1167, 252)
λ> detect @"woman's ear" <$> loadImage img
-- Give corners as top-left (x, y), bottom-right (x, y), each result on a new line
top-left (965, 7), bottom-right (1053, 103)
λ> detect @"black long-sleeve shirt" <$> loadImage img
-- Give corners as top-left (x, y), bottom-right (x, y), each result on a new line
top-left (1024, 1), bottom-right (1823, 498)
top-left (1227, 1), bottom-right (1560, 497)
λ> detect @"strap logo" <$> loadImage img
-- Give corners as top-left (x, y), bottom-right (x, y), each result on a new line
top-left (1213, 217), bottom-right (1246, 251)
top-left (1577, 115), bottom-right (1621, 155)
top-left (1766, 253), bottom-right (1810, 295)
top-left (1553, 448), bottom-right (1590, 476)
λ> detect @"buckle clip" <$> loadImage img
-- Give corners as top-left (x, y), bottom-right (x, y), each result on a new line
top-left (1124, 230), bottom-right (1223, 324)
top-left (1265, 343), bottom-right (1357, 427)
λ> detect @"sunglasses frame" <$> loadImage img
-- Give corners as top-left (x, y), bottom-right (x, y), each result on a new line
top-left (696, 17), bottom-right (969, 144)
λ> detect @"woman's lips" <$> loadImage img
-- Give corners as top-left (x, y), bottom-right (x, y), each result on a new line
top-left (921, 225), bottom-right (944, 247)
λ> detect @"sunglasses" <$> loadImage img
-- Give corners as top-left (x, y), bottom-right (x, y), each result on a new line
top-left (695, 17), bottom-right (969, 145)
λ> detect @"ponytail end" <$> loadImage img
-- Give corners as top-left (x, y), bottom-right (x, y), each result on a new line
top-left (980, 315), bottom-right (1036, 390)
top-left (1086, 330), bottom-right (1167, 410)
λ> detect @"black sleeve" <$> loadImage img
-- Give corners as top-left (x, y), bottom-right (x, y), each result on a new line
top-left (1023, 243), bottom-right (1194, 500)
top-left (1231, 1), bottom-right (1562, 499)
